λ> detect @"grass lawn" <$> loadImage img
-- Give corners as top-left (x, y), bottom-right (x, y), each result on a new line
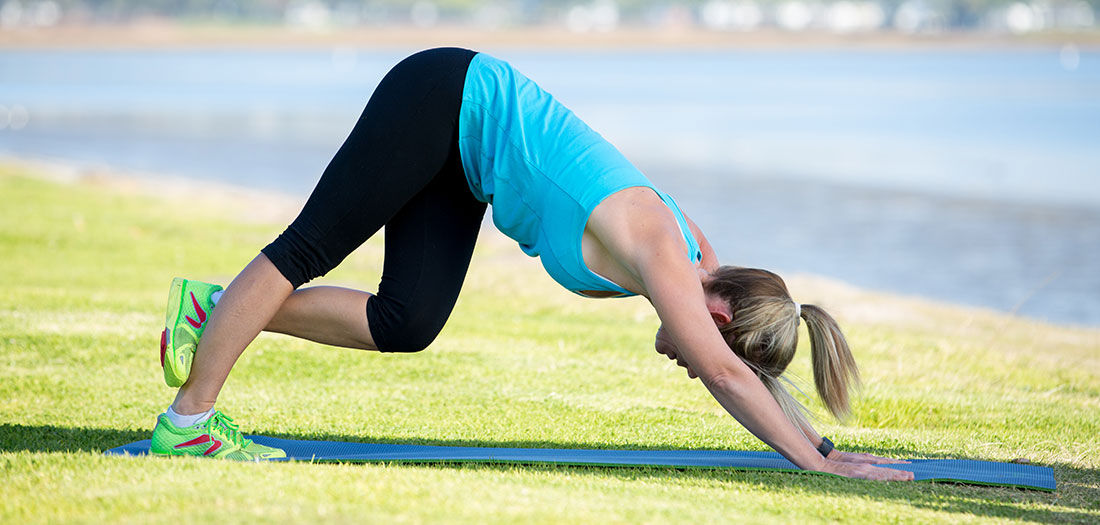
top-left (1, 166), bottom-right (1097, 523)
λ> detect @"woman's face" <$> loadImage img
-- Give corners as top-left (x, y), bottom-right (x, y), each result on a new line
top-left (654, 293), bottom-right (730, 380)
top-left (654, 326), bottom-right (697, 379)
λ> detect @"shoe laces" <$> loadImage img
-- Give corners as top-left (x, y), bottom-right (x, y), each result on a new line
top-left (206, 411), bottom-right (253, 448)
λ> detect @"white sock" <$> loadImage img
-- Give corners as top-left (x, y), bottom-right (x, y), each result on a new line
top-left (166, 405), bottom-right (214, 428)
top-left (210, 290), bottom-right (223, 305)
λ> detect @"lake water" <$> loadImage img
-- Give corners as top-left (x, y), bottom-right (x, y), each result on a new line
top-left (1, 47), bottom-right (1098, 326)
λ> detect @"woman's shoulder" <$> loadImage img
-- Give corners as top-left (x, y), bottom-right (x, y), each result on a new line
top-left (588, 188), bottom-right (689, 258)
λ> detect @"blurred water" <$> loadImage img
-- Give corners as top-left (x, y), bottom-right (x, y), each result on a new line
top-left (1, 47), bottom-right (1098, 325)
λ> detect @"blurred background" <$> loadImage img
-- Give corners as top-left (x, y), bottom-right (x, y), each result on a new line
top-left (0, 1), bottom-right (1097, 325)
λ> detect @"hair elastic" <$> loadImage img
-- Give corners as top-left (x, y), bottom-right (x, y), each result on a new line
top-left (793, 302), bottom-right (801, 318)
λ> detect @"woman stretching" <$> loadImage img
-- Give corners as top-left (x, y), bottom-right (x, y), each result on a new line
top-left (152, 47), bottom-right (913, 481)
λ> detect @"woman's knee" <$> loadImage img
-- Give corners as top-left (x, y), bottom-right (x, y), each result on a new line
top-left (375, 332), bottom-right (437, 353)
top-left (365, 295), bottom-right (450, 353)
top-left (370, 322), bottom-right (442, 353)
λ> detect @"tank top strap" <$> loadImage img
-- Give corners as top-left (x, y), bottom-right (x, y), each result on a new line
top-left (657, 191), bottom-right (703, 264)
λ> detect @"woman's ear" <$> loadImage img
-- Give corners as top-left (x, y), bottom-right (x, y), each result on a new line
top-left (705, 294), bottom-right (732, 326)
top-left (710, 310), bottom-right (731, 326)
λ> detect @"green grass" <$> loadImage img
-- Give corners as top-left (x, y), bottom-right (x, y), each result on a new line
top-left (1, 167), bottom-right (1097, 524)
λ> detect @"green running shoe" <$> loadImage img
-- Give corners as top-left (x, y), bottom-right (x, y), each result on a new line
top-left (150, 410), bottom-right (286, 461)
top-left (160, 277), bottom-right (223, 387)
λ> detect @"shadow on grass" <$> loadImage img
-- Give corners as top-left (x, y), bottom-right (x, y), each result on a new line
top-left (0, 423), bottom-right (148, 454)
top-left (3, 423), bottom-right (1096, 524)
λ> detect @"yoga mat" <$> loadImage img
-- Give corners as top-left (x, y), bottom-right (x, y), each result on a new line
top-left (106, 436), bottom-right (1056, 492)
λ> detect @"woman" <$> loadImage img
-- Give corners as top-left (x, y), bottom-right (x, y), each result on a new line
top-left (152, 47), bottom-right (913, 481)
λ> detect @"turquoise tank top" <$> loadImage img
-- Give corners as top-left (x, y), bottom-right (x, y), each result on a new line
top-left (457, 53), bottom-right (701, 297)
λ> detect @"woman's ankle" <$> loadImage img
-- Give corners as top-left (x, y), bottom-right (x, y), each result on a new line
top-left (172, 387), bottom-right (215, 416)
top-left (165, 405), bottom-right (214, 427)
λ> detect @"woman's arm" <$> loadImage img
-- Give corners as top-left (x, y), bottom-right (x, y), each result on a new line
top-left (639, 240), bottom-right (814, 465)
top-left (641, 243), bottom-right (910, 480)
top-left (587, 193), bottom-right (910, 480)
top-left (681, 212), bottom-right (908, 467)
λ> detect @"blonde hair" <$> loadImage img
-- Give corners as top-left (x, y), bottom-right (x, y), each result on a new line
top-left (704, 266), bottom-right (860, 431)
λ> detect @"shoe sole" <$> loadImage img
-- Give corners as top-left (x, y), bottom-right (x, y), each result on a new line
top-left (162, 277), bottom-right (190, 387)
top-left (149, 450), bottom-right (278, 461)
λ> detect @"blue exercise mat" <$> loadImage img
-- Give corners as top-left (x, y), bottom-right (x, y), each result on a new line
top-left (106, 436), bottom-right (1056, 491)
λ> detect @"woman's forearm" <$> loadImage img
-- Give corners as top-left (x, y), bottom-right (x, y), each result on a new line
top-left (799, 420), bottom-right (825, 448)
top-left (702, 370), bottom-right (827, 471)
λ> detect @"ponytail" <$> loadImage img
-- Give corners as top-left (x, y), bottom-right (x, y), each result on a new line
top-left (800, 304), bottom-right (861, 420)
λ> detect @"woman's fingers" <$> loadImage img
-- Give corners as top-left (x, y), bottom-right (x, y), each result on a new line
top-left (838, 451), bottom-right (911, 464)
top-left (829, 461), bottom-right (914, 481)
top-left (862, 454), bottom-right (911, 465)
top-left (860, 464), bottom-right (914, 481)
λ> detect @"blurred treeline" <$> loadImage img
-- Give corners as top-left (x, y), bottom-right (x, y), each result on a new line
top-left (6, 0), bottom-right (1098, 33)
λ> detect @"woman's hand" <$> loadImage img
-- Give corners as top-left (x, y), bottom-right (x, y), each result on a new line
top-left (655, 326), bottom-right (697, 379)
top-left (828, 449), bottom-right (911, 465)
top-left (818, 459), bottom-right (914, 481)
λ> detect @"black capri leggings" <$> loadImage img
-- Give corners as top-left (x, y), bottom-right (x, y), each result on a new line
top-left (261, 47), bottom-right (485, 353)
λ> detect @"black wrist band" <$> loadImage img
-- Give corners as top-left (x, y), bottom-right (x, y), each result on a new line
top-left (817, 436), bottom-right (834, 458)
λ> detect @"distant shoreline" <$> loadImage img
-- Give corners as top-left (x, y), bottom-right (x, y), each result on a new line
top-left (5, 154), bottom-right (1099, 333)
top-left (3, 22), bottom-right (1099, 50)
